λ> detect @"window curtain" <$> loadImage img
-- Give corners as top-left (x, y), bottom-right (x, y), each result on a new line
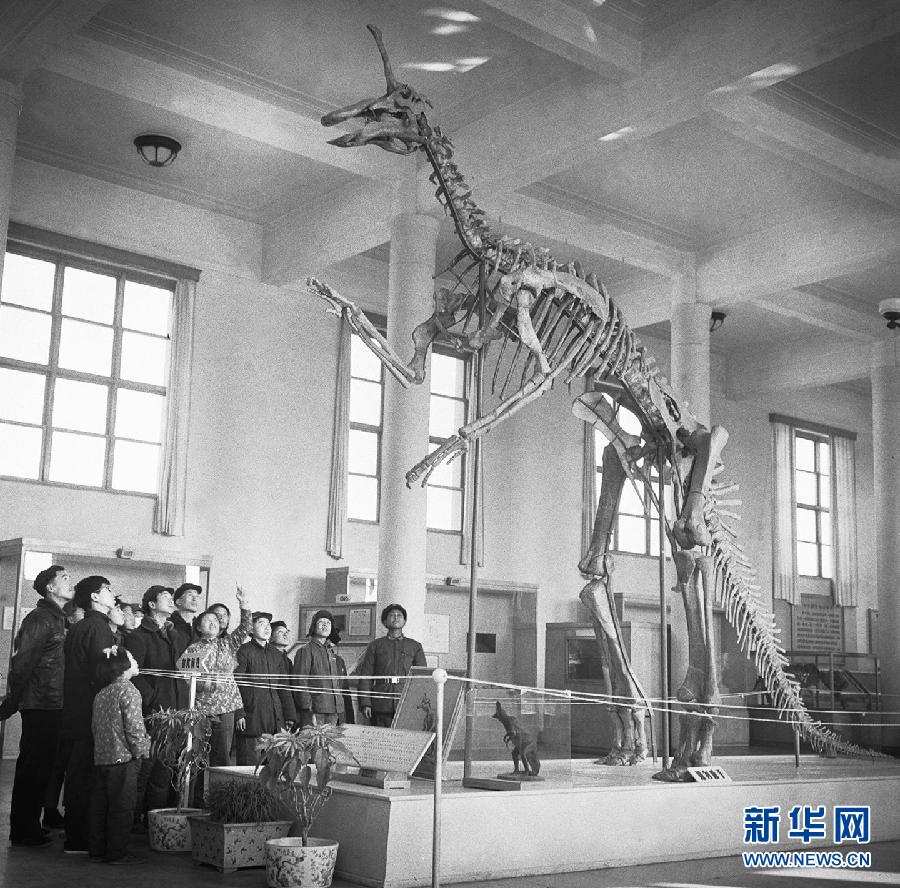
top-left (459, 357), bottom-right (484, 567)
top-left (581, 375), bottom-right (597, 555)
top-left (771, 419), bottom-right (798, 604)
top-left (832, 434), bottom-right (858, 606)
top-left (326, 312), bottom-right (351, 560)
top-left (154, 278), bottom-right (196, 536)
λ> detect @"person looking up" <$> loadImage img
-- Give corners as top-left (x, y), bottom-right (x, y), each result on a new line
top-left (269, 620), bottom-right (293, 673)
top-left (209, 603), bottom-right (231, 638)
top-left (0, 565), bottom-right (71, 847)
top-left (60, 575), bottom-right (117, 854)
top-left (293, 611), bottom-right (344, 727)
top-left (234, 612), bottom-right (297, 765)
top-left (170, 583), bottom-right (203, 658)
top-left (358, 604), bottom-right (426, 727)
top-left (178, 586), bottom-right (252, 767)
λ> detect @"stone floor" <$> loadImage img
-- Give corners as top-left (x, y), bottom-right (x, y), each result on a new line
top-left (1, 759), bottom-right (898, 888)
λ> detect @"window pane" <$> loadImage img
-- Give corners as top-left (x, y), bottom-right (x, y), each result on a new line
top-left (618, 406), bottom-right (642, 438)
top-left (52, 378), bottom-right (108, 433)
top-left (818, 441), bottom-right (830, 475)
top-left (348, 474), bottom-right (378, 521)
top-left (0, 304), bottom-right (52, 364)
top-left (795, 436), bottom-right (815, 471)
top-left (820, 511), bottom-right (832, 546)
top-left (350, 335), bottom-right (383, 382)
top-left (349, 379), bottom-right (382, 426)
top-left (429, 394), bottom-right (464, 439)
top-left (0, 422), bottom-right (42, 478)
top-left (348, 428), bottom-right (378, 475)
top-left (426, 442), bottom-right (462, 488)
top-left (795, 470), bottom-right (817, 506)
top-left (123, 281), bottom-right (171, 334)
top-left (797, 541), bottom-right (819, 576)
top-left (620, 481), bottom-right (643, 516)
top-left (58, 318), bottom-right (113, 375)
top-left (49, 430), bottom-right (105, 486)
top-left (115, 389), bottom-right (165, 443)
top-left (427, 485), bottom-right (462, 531)
top-left (796, 506), bottom-right (817, 543)
top-left (0, 368), bottom-right (45, 424)
top-left (818, 474), bottom-right (831, 509)
top-left (1, 253), bottom-right (55, 311)
top-left (648, 520), bottom-right (671, 557)
top-left (120, 331), bottom-right (168, 385)
top-left (62, 267), bottom-right (115, 323)
top-left (112, 439), bottom-right (160, 493)
top-left (617, 514), bottom-right (646, 554)
top-left (821, 545), bottom-right (833, 580)
top-left (430, 352), bottom-right (465, 397)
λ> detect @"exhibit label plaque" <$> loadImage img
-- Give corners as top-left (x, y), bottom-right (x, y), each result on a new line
top-left (793, 595), bottom-right (843, 651)
top-left (334, 725), bottom-right (433, 774)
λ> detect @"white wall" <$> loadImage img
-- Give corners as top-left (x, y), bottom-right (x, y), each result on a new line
top-left (3, 160), bottom-right (877, 689)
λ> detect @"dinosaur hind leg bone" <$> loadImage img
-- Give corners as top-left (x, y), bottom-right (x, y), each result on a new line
top-left (673, 425), bottom-right (729, 549)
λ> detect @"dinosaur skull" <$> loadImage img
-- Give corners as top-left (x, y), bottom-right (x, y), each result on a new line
top-left (321, 25), bottom-right (431, 156)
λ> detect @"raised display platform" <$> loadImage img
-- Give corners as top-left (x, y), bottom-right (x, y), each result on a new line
top-left (209, 754), bottom-right (900, 888)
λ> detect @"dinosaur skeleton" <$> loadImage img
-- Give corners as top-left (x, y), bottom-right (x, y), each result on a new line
top-left (307, 25), bottom-right (879, 779)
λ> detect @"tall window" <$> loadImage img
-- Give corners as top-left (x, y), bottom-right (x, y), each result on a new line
top-left (794, 432), bottom-right (832, 578)
top-left (427, 349), bottom-right (467, 532)
top-left (594, 401), bottom-right (670, 556)
top-left (347, 332), bottom-right (384, 522)
top-left (0, 248), bottom-right (172, 494)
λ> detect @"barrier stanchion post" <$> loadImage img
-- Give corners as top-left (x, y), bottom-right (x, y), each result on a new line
top-left (432, 669), bottom-right (448, 888)
top-left (182, 671), bottom-right (198, 809)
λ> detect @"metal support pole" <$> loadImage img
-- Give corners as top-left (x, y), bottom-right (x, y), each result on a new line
top-left (829, 651), bottom-right (836, 715)
top-left (794, 727), bottom-right (801, 768)
top-left (463, 262), bottom-right (486, 781)
top-left (658, 445), bottom-right (670, 770)
top-left (181, 672), bottom-right (198, 809)
top-left (432, 668), bottom-right (448, 888)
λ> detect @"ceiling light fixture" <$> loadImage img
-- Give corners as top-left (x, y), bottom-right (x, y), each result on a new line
top-left (134, 134), bottom-right (182, 168)
top-left (710, 310), bottom-right (727, 333)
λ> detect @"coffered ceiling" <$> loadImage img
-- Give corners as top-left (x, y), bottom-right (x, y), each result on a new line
top-left (4, 0), bottom-right (899, 397)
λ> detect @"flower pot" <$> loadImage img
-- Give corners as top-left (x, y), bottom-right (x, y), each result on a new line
top-left (265, 836), bottom-right (339, 888)
top-left (189, 817), bottom-right (293, 873)
top-left (148, 807), bottom-right (208, 852)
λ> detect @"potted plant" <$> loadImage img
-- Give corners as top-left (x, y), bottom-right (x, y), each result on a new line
top-left (257, 724), bottom-right (354, 888)
top-left (145, 706), bottom-right (214, 852)
top-left (189, 779), bottom-right (293, 873)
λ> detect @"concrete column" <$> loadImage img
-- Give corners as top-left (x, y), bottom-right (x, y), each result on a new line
top-left (870, 340), bottom-right (900, 746)
top-left (0, 80), bottom-right (23, 280)
top-left (668, 279), bottom-right (712, 744)
top-left (376, 196), bottom-right (441, 634)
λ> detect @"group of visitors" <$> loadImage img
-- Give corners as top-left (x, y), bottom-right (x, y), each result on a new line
top-left (1, 565), bottom-right (426, 864)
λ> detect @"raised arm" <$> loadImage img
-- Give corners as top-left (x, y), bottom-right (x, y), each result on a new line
top-left (227, 584), bottom-right (253, 653)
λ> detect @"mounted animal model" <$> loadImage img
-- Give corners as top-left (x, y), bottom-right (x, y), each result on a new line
top-left (492, 701), bottom-right (541, 778)
top-left (306, 25), bottom-right (879, 780)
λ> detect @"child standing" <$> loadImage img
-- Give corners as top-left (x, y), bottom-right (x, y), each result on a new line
top-left (90, 646), bottom-right (150, 865)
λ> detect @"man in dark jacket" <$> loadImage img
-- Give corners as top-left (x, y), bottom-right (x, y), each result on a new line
top-left (0, 565), bottom-right (71, 846)
top-left (234, 612), bottom-right (297, 765)
top-left (358, 603), bottom-right (426, 727)
top-left (124, 585), bottom-right (181, 821)
top-left (293, 610), bottom-right (344, 727)
top-left (60, 575), bottom-right (117, 853)
top-left (170, 582), bottom-right (203, 658)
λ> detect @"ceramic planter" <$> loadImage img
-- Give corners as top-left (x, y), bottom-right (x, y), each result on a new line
top-left (265, 836), bottom-right (339, 888)
top-left (148, 807), bottom-right (208, 852)
top-left (189, 817), bottom-right (293, 873)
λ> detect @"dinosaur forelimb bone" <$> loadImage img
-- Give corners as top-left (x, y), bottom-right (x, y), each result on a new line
top-left (672, 425), bottom-right (729, 549)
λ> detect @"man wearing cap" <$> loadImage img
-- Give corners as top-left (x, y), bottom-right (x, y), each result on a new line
top-left (234, 612), bottom-right (297, 765)
top-left (170, 582), bottom-right (203, 658)
top-left (269, 621), bottom-right (293, 674)
top-left (357, 604), bottom-right (426, 727)
top-left (293, 611), bottom-right (344, 727)
top-left (1, 565), bottom-right (71, 847)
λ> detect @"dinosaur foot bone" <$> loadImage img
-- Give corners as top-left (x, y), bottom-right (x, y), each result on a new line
top-left (406, 435), bottom-right (468, 487)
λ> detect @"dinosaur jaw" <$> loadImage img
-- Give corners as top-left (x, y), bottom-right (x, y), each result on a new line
top-left (326, 131), bottom-right (418, 155)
